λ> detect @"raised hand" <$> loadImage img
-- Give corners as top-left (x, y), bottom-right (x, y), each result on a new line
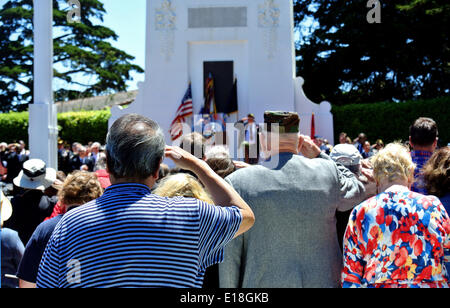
top-left (298, 135), bottom-right (321, 159)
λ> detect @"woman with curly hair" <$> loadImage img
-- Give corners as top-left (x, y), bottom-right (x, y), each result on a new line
top-left (17, 171), bottom-right (103, 288)
top-left (423, 146), bottom-right (450, 214)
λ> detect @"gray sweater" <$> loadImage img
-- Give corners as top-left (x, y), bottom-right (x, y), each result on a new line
top-left (219, 152), bottom-right (366, 288)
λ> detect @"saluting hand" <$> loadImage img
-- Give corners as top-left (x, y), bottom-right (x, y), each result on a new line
top-left (298, 135), bottom-right (321, 159)
top-left (164, 146), bottom-right (201, 171)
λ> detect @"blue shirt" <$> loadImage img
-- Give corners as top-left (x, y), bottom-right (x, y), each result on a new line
top-left (411, 150), bottom-right (433, 194)
top-left (354, 142), bottom-right (364, 154)
top-left (36, 183), bottom-right (242, 288)
top-left (17, 215), bottom-right (64, 283)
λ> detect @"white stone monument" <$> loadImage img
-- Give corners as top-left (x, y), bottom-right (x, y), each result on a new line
top-left (29, 0), bottom-right (334, 171)
top-left (106, 0), bottom-right (335, 146)
top-left (295, 77), bottom-right (335, 144)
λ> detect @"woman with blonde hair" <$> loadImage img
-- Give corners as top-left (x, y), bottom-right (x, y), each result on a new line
top-left (153, 173), bottom-right (213, 204)
top-left (17, 171), bottom-right (103, 288)
top-left (342, 143), bottom-right (450, 288)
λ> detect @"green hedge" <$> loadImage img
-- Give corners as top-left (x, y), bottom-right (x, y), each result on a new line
top-left (332, 97), bottom-right (450, 146)
top-left (57, 109), bottom-right (111, 145)
top-left (0, 111), bottom-right (29, 144)
top-left (0, 109), bottom-right (111, 145)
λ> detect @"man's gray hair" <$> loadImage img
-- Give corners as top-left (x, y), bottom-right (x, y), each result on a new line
top-left (106, 114), bottom-right (165, 179)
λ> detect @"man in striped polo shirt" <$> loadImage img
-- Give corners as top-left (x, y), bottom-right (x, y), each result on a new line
top-left (36, 114), bottom-right (255, 288)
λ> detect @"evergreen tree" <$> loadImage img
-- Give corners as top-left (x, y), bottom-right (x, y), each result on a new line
top-left (0, 0), bottom-right (144, 112)
top-left (294, 0), bottom-right (450, 105)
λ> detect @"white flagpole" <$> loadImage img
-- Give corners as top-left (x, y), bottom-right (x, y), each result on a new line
top-left (29, 0), bottom-right (58, 169)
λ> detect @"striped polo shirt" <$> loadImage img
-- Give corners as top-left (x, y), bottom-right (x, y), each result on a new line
top-left (36, 183), bottom-right (242, 288)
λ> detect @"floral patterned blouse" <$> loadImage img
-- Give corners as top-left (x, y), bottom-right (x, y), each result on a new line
top-left (341, 185), bottom-right (450, 288)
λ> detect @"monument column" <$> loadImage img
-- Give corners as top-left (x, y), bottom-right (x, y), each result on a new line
top-left (29, 0), bottom-right (58, 169)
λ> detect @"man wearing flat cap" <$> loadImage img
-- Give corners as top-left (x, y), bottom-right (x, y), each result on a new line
top-left (263, 111), bottom-right (300, 133)
top-left (219, 111), bottom-right (367, 288)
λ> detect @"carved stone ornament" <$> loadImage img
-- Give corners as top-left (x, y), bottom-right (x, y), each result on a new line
top-left (155, 0), bottom-right (176, 30)
top-left (155, 0), bottom-right (176, 61)
top-left (258, 0), bottom-right (280, 28)
top-left (258, 0), bottom-right (280, 59)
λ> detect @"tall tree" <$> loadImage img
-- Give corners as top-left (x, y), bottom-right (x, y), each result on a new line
top-left (294, 0), bottom-right (450, 106)
top-left (0, 0), bottom-right (143, 112)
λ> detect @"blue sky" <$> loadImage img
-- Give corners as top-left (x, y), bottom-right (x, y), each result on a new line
top-left (101, 0), bottom-right (146, 90)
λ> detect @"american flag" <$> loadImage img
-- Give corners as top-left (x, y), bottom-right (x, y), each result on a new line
top-left (170, 83), bottom-right (193, 141)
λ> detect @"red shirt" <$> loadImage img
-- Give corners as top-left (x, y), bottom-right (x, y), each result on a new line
top-left (45, 201), bottom-right (65, 221)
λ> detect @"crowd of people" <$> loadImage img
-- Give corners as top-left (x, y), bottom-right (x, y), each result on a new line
top-left (0, 113), bottom-right (449, 288)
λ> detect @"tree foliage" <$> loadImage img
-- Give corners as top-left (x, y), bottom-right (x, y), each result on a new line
top-left (294, 0), bottom-right (450, 106)
top-left (0, 0), bottom-right (143, 112)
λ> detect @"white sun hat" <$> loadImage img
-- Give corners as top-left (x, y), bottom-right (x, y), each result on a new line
top-left (13, 159), bottom-right (57, 191)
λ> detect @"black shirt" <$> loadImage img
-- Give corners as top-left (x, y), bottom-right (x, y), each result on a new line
top-left (4, 190), bottom-right (57, 244)
top-left (68, 153), bottom-right (82, 173)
